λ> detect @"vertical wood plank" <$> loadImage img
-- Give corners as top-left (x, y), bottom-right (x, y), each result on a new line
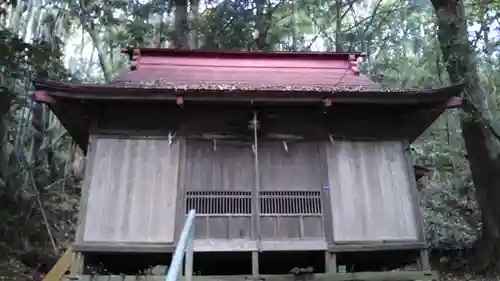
top-left (83, 137), bottom-right (113, 241)
top-left (82, 136), bottom-right (180, 243)
top-left (108, 139), bottom-right (127, 241)
top-left (402, 140), bottom-right (427, 242)
top-left (127, 139), bottom-right (145, 241)
top-left (326, 141), bottom-right (420, 243)
top-left (76, 135), bottom-right (97, 243)
top-left (115, 139), bottom-right (132, 242)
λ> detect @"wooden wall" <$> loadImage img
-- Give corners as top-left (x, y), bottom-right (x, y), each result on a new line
top-left (182, 140), bottom-right (327, 250)
top-left (76, 133), bottom-right (422, 252)
top-left (325, 141), bottom-right (420, 243)
top-left (79, 136), bottom-right (181, 244)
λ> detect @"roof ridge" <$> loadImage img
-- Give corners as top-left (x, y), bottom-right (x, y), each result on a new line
top-left (121, 48), bottom-right (368, 62)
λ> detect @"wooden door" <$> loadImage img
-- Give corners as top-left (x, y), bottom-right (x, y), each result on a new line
top-left (257, 142), bottom-right (327, 250)
top-left (183, 139), bottom-right (255, 241)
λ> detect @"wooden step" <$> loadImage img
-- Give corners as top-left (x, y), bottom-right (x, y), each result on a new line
top-left (66, 271), bottom-right (438, 281)
top-left (43, 247), bottom-right (73, 281)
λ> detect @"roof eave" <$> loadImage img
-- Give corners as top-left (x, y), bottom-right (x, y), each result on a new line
top-left (33, 91), bottom-right (89, 153)
top-left (32, 81), bottom-right (463, 151)
top-left (32, 80), bottom-right (464, 106)
top-left (406, 97), bottom-right (462, 142)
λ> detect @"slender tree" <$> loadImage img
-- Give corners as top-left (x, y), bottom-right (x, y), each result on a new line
top-left (431, 0), bottom-right (500, 271)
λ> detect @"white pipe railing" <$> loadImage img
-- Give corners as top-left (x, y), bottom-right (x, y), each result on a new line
top-left (165, 209), bottom-right (196, 281)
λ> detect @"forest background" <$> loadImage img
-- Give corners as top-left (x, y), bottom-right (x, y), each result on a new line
top-left (0, 0), bottom-right (498, 279)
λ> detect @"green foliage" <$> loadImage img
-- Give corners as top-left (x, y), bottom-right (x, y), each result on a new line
top-left (199, 4), bottom-right (257, 50)
top-left (0, 14), bottom-right (78, 277)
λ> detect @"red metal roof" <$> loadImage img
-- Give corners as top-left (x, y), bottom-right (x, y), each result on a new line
top-left (31, 48), bottom-right (463, 107)
top-left (32, 48), bottom-right (464, 103)
top-left (109, 48), bottom-right (379, 90)
top-left (30, 48), bottom-right (464, 154)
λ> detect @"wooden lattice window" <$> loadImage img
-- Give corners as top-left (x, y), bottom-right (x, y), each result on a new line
top-left (185, 191), bottom-right (252, 215)
top-left (259, 191), bottom-right (322, 215)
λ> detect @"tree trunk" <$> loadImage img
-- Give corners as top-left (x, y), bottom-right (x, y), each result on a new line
top-left (431, 0), bottom-right (500, 272)
top-left (77, 0), bottom-right (113, 82)
top-left (0, 89), bottom-right (11, 182)
top-left (291, 0), bottom-right (297, 51)
top-left (255, 0), bottom-right (267, 50)
top-left (335, 0), bottom-right (341, 51)
top-left (85, 26), bottom-right (113, 82)
top-left (190, 0), bottom-right (200, 48)
top-left (30, 101), bottom-right (44, 187)
top-left (173, 0), bottom-right (190, 49)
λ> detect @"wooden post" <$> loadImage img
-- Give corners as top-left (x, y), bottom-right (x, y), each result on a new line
top-left (252, 251), bottom-right (259, 278)
top-left (185, 226), bottom-right (194, 281)
top-left (70, 251), bottom-right (84, 275)
top-left (325, 252), bottom-right (337, 273)
top-left (419, 249), bottom-right (431, 270)
top-left (251, 112), bottom-right (261, 252)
